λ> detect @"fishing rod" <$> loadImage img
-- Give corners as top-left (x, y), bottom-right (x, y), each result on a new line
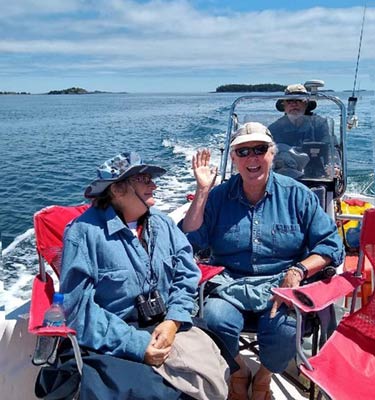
top-left (347, 4), bottom-right (367, 129)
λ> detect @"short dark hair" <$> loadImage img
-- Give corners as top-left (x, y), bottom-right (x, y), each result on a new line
top-left (92, 186), bottom-right (112, 209)
top-left (92, 180), bottom-right (129, 209)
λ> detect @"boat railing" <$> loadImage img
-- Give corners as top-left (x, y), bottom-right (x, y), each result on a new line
top-left (336, 213), bottom-right (364, 221)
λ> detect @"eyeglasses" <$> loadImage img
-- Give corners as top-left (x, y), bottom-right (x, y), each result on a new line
top-left (129, 174), bottom-right (154, 185)
top-left (234, 144), bottom-right (270, 158)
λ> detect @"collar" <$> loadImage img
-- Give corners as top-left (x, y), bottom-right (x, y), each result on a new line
top-left (104, 206), bottom-right (128, 236)
top-left (228, 172), bottom-right (275, 203)
top-left (104, 206), bottom-right (153, 237)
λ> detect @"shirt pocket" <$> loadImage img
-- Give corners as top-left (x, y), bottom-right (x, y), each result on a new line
top-left (272, 224), bottom-right (304, 258)
top-left (212, 225), bottom-right (240, 254)
top-left (97, 269), bottom-right (129, 300)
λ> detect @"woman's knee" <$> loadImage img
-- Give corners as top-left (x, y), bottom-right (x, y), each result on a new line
top-left (204, 297), bottom-right (244, 333)
top-left (257, 308), bottom-right (297, 372)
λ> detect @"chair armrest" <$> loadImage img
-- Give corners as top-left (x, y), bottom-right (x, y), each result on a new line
top-left (198, 263), bottom-right (224, 284)
top-left (272, 271), bottom-right (365, 313)
top-left (30, 325), bottom-right (77, 337)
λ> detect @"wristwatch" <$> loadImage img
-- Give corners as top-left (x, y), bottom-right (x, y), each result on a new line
top-left (294, 262), bottom-right (309, 280)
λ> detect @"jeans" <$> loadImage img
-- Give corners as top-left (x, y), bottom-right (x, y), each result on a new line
top-left (204, 297), bottom-right (297, 373)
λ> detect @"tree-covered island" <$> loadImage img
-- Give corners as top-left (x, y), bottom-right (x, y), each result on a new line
top-left (47, 87), bottom-right (108, 95)
top-left (216, 83), bottom-right (286, 93)
top-left (0, 91), bottom-right (30, 95)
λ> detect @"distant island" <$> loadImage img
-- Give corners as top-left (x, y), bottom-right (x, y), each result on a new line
top-left (47, 87), bottom-right (109, 95)
top-left (216, 84), bottom-right (286, 93)
top-left (0, 91), bottom-right (30, 95)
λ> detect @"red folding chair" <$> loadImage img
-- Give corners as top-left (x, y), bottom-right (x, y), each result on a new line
top-left (28, 204), bottom-right (89, 373)
top-left (29, 204), bottom-right (222, 370)
top-left (273, 207), bottom-right (375, 400)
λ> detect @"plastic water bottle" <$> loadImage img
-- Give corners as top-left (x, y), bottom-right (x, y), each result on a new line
top-left (33, 293), bottom-right (66, 365)
top-left (43, 292), bottom-right (66, 327)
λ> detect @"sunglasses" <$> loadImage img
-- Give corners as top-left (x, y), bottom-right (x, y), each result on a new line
top-left (284, 99), bottom-right (306, 104)
top-left (234, 144), bottom-right (270, 158)
top-left (129, 174), bottom-right (154, 185)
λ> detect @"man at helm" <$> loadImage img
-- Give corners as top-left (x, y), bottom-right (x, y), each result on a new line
top-left (269, 84), bottom-right (340, 180)
top-left (268, 83), bottom-right (331, 146)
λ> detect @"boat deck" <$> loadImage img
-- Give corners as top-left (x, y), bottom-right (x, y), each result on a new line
top-left (240, 334), bottom-right (310, 400)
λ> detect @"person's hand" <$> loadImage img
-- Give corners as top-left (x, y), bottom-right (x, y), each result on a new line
top-left (270, 268), bottom-right (302, 319)
top-left (152, 320), bottom-right (180, 349)
top-left (144, 342), bottom-right (171, 366)
top-left (192, 149), bottom-right (218, 192)
top-left (143, 320), bottom-right (181, 366)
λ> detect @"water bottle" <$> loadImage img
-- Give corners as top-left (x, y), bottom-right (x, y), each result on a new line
top-left (33, 293), bottom-right (66, 366)
top-left (43, 292), bottom-right (66, 327)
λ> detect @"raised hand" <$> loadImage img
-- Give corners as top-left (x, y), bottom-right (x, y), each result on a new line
top-left (192, 149), bottom-right (218, 192)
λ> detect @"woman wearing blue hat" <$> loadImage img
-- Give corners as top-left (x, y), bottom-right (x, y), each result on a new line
top-left (47, 151), bottom-right (230, 399)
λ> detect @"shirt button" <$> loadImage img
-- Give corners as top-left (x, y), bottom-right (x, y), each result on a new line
top-left (254, 220), bottom-right (259, 225)
top-left (254, 238), bottom-right (259, 243)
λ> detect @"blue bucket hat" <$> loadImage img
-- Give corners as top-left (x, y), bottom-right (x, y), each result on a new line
top-left (84, 152), bottom-right (166, 198)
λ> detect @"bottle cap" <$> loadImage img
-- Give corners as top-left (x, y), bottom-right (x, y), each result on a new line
top-left (53, 292), bottom-right (64, 304)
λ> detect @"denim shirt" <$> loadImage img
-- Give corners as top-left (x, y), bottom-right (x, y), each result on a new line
top-left (60, 205), bottom-right (200, 362)
top-left (185, 172), bottom-right (344, 278)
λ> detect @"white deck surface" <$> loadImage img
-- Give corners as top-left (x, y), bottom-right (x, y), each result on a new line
top-left (240, 339), bottom-right (310, 400)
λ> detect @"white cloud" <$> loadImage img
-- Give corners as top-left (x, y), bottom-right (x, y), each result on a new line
top-left (0, 1), bottom-right (373, 91)
top-left (0, 0), bottom-right (81, 18)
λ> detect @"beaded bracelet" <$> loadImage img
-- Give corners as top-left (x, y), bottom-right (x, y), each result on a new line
top-left (287, 266), bottom-right (304, 280)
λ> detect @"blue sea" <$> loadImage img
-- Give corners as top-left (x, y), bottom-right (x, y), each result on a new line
top-left (1, 91), bottom-right (374, 310)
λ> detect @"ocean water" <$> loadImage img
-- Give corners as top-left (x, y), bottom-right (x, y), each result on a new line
top-left (1, 91), bottom-right (374, 310)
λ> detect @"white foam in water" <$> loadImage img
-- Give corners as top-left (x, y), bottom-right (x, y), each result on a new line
top-left (171, 142), bottom-right (197, 161)
top-left (163, 136), bottom-right (223, 168)
top-left (2, 274), bottom-right (33, 311)
top-left (2, 228), bottom-right (34, 257)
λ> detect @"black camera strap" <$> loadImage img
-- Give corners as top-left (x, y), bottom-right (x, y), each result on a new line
top-left (135, 213), bottom-right (159, 296)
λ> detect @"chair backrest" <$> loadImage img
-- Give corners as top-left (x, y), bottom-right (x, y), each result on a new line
top-left (34, 204), bottom-right (89, 276)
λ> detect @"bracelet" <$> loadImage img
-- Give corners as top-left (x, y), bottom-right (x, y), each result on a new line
top-left (295, 262), bottom-right (309, 280)
top-left (287, 267), bottom-right (304, 280)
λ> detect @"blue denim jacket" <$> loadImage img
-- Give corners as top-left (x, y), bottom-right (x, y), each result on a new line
top-left (185, 172), bottom-right (344, 278)
top-left (60, 205), bottom-right (200, 362)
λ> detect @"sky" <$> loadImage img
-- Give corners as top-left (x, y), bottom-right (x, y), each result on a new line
top-left (0, 0), bottom-right (374, 93)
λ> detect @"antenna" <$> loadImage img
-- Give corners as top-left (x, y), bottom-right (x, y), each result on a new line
top-left (351, 5), bottom-right (367, 97)
top-left (347, 5), bottom-right (367, 130)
